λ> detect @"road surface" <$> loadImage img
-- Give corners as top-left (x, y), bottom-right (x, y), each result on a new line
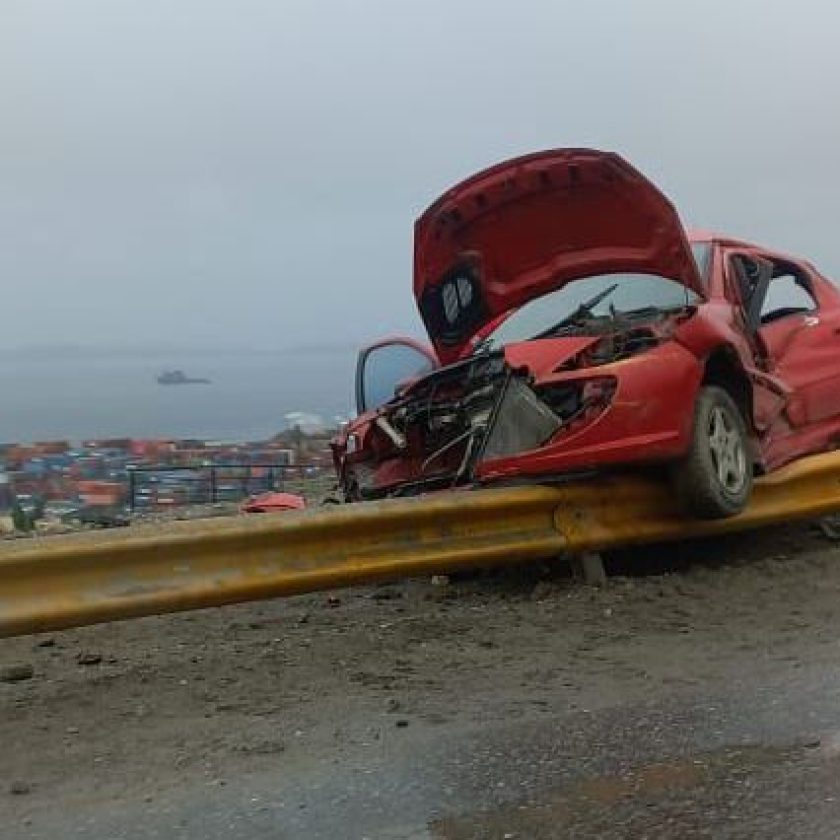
top-left (2, 521), bottom-right (840, 838)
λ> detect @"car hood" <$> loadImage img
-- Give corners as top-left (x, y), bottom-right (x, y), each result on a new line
top-left (413, 148), bottom-right (703, 363)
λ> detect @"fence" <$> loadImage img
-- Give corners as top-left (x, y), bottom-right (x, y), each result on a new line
top-left (127, 463), bottom-right (334, 512)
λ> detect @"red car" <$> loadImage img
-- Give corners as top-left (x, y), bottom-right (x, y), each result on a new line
top-left (332, 149), bottom-right (840, 518)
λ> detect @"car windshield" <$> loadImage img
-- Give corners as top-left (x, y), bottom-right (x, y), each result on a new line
top-left (475, 271), bottom-right (699, 351)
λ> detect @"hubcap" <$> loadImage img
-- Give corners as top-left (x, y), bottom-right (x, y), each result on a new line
top-left (707, 406), bottom-right (747, 494)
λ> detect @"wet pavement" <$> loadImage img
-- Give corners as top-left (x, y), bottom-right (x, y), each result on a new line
top-left (11, 664), bottom-right (840, 839)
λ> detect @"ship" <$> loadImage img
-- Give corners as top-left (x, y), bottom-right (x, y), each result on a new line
top-left (156, 370), bottom-right (211, 385)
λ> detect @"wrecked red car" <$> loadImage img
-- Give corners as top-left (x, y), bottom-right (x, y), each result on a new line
top-left (332, 149), bottom-right (840, 518)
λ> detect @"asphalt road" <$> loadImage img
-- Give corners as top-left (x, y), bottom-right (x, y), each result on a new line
top-left (3, 521), bottom-right (840, 838)
top-left (12, 666), bottom-right (840, 839)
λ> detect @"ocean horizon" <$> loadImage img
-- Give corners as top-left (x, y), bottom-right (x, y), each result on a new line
top-left (0, 348), bottom-right (357, 444)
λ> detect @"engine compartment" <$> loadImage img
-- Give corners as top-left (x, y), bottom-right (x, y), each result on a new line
top-left (554, 322), bottom-right (664, 371)
top-left (346, 353), bottom-right (581, 499)
top-left (365, 353), bottom-right (510, 497)
top-left (342, 320), bottom-right (672, 500)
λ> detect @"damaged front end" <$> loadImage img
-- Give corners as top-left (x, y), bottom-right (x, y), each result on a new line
top-left (339, 350), bottom-right (616, 501)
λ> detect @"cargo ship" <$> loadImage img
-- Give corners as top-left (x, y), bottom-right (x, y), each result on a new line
top-left (156, 370), bottom-right (211, 385)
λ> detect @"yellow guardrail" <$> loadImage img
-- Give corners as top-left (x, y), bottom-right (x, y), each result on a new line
top-left (1, 451), bottom-right (840, 638)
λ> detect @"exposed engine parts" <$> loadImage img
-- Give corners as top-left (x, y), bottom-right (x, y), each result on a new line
top-left (555, 324), bottom-right (662, 371)
top-left (341, 320), bottom-right (673, 501)
top-left (347, 352), bottom-right (583, 499)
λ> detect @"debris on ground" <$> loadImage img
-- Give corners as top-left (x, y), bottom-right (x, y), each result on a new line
top-left (817, 515), bottom-right (840, 540)
top-left (0, 663), bottom-right (34, 683)
top-left (76, 652), bottom-right (103, 666)
top-left (8, 781), bottom-right (31, 796)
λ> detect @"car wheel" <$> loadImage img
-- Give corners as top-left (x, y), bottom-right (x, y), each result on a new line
top-left (673, 385), bottom-right (753, 519)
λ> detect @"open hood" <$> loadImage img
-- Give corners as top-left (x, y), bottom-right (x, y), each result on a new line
top-left (413, 148), bottom-right (703, 362)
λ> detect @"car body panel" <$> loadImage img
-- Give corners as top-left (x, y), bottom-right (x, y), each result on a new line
top-left (716, 242), bottom-right (840, 466)
top-left (475, 340), bottom-right (702, 482)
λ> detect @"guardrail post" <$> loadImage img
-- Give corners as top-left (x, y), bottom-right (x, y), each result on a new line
top-left (127, 467), bottom-right (136, 513)
top-left (571, 552), bottom-right (607, 587)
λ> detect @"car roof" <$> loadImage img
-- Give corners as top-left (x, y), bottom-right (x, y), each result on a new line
top-left (686, 228), bottom-right (817, 269)
top-left (687, 228), bottom-right (755, 249)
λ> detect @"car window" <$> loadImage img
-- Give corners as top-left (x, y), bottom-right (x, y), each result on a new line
top-left (760, 270), bottom-right (817, 324)
top-left (691, 242), bottom-right (712, 284)
top-left (476, 273), bottom-right (695, 350)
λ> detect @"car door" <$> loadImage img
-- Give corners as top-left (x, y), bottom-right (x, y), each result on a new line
top-left (355, 338), bottom-right (437, 415)
top-left (722, 253), bottom-right (789, 434)
top-left (753, 258), bottom-right (840, 428)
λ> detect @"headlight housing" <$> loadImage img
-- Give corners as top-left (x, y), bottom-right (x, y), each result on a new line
top-left (480, 377), bottom-right (561, 461)
top-left (480, 375), bottom-right (617, 462)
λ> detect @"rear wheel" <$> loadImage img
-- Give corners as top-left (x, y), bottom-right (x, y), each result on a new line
top-left (673, 386), bottom-right (752, 519)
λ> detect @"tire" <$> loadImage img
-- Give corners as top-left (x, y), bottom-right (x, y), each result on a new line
top-left (672, 385), bottom-right (753, 519)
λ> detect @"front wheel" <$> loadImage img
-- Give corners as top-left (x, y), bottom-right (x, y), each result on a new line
top-left (672, 386), bottom-right (753, 519)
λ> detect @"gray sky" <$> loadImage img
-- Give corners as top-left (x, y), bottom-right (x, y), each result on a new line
top-left (2, 0), bottom-right (840, 351)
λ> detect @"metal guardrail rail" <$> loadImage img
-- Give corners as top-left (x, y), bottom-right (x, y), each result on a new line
top-left (1, 451), bottom-right (840, 638)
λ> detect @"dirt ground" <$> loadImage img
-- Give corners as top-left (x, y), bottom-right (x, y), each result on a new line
top-left (2, 518), bottom-right (840, 834)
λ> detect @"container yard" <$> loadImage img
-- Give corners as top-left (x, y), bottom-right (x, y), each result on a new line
top-left (0, 430), bottom-right (337, 532)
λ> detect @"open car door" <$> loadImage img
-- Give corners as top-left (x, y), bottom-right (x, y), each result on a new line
top-left (355, 338), bottom-right (437, 415)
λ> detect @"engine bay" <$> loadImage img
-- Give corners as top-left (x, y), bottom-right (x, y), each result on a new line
top-left (342, 319), bottom-right (673, 500)
top-left (346, 352), bottom-right (579, 499)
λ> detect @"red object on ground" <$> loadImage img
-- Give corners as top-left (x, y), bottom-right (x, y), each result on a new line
top-left (240, 493), bottom-right (306, 513)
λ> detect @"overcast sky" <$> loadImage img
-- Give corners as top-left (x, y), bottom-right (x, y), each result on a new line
top-left (2, 0), bottom-right (839, 352)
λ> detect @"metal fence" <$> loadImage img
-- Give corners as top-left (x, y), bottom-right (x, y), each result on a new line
top-left (127, 463), bottom-right (334, 512)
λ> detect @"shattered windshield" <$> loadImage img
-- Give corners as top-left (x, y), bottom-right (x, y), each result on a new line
top-left (475, 272), bottom-right (699, 351)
